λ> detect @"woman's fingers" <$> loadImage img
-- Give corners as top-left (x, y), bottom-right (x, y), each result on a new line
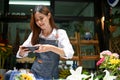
top-left (34, 45), bottom-right (48, 53)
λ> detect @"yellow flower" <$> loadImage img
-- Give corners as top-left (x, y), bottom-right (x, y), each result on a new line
top-left (0, 43), bottom-right (5, 47)
top-left (20, 73), bottom-right (33, 80)
top-left (110, 59), bottom-right (120, 64)
top-left (7, 45), bottom-right (12, 48)
top-left (1, 47), bottom-right (7, 52)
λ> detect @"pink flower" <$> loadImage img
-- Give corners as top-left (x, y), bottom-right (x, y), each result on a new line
top-left (111, 53), bottom-right (119, 58)
top-left (96, 57), bottom-right (105, 66)
top-left (100, 50), bottom-right (112, 58)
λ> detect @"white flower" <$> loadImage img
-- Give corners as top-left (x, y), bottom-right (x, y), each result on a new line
top-left (66, 66), bottom-right (90, 80)
top-left (103, 70), bottom-right (117, 80)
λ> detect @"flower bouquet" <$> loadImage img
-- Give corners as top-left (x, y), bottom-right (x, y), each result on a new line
top-left (14, 72), bottom-right (36, 80)
top-left (96, 50), bottom-right (120, 77)
top-left (9, 69), bottom-right (36, 80)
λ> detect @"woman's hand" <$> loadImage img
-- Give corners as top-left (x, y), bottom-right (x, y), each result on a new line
top-left (34, 44), bottom-right (51, 53)
top-left (19, 46), bottom-right (31, 57)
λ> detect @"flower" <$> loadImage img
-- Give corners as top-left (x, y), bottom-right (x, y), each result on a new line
top-left (96, 57), bottom-right (105, 66)
top-left (96, 50), bottom-right (120, 76)
top-left (66, 66), bottom-right (90, 80)
top-left (103, 70), bottom-right (117, 80)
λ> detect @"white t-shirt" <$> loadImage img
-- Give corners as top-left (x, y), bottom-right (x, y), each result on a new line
top-left (16, 28), bottom-right (74, 59)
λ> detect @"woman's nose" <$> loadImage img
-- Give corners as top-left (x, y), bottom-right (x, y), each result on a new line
top-left (38, 20), bottom-right (44, 26)
top-left (38, 20), bottom-right (43, 24)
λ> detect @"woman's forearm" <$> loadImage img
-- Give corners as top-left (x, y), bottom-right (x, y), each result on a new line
top-left (49, 45), bottom-right (65, 57)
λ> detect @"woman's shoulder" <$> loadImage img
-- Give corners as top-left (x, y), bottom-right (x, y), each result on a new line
top-left (57, 29), bottom-right (66, 34)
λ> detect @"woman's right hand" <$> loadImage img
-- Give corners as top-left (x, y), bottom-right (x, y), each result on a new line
top-left (19, 46), bottom-right (31, 57)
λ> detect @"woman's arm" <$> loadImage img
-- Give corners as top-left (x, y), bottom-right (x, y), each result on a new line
top-left (57, 29), bottom-right (74, 59)
top-left (16, 33), bottom-right (33, 58)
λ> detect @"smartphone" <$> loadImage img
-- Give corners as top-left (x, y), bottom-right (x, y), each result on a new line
top-left (22, 46), bottom-right (39, 52)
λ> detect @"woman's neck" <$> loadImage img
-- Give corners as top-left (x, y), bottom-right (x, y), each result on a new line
top-left (42, 28), bottom-right (52, 37)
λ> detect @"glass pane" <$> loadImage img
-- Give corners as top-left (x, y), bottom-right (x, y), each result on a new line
top-left (8, 22), bottom-right (31, 45)
top-left (55, 1), bottom-right (94, 17)
top-left (111, 7), bottom-right (120, 37)
top-left (56, 21), bottom-right (94, 38)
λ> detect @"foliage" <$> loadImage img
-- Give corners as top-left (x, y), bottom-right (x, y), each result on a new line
top-left (59, 69), bottom-right (71, 79)
top-left (0, 43), bottom-right (12, 68)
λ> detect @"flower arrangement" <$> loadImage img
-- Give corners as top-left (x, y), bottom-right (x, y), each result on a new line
top-left (96, 50), bottom-right (120, 76)
top-left (0, 43), bottom-right (12, 68)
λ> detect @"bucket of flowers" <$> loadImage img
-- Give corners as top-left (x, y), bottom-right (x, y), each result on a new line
top-left (96, 50), bottom-right (120, 79)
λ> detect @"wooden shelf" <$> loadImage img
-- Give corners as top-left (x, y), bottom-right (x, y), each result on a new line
top-left (60, 56), bottom-right (79, 61)
top-left (81, 55), bottom-right (99, 60)
top-left (60, 55), bottom-right (99, 61)
top-left (80, 40), bottom-right (99, 45)
top-left (60, 32), bottom-right (100, 67)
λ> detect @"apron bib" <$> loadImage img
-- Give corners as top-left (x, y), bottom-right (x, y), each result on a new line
top-left (31, 38), bottom-right (60, 79)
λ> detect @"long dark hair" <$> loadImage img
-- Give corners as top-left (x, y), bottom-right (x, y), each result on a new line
top-left (30, 5), bottom-right (58, 45)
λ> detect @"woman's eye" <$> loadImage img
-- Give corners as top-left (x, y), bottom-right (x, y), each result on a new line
top-left (35, 19), bottom-right (39, 22)
top-left (39, 17), bottom-right (43, 21)
top-left (35, 17), bottom-right (44, 22)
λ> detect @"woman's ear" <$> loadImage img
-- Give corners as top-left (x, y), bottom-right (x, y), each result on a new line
top-left (47, 13), bottom-right (51, 19)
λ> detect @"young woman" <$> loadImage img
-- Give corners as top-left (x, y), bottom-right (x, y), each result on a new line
top-left (16, 5), bottom-right (74, 80)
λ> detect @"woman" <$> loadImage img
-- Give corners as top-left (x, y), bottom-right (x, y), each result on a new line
top-left (16, 5), bottom-right (74, 80)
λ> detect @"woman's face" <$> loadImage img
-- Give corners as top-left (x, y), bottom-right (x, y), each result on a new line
top-left (34, 12), bottom-right (50, 30)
